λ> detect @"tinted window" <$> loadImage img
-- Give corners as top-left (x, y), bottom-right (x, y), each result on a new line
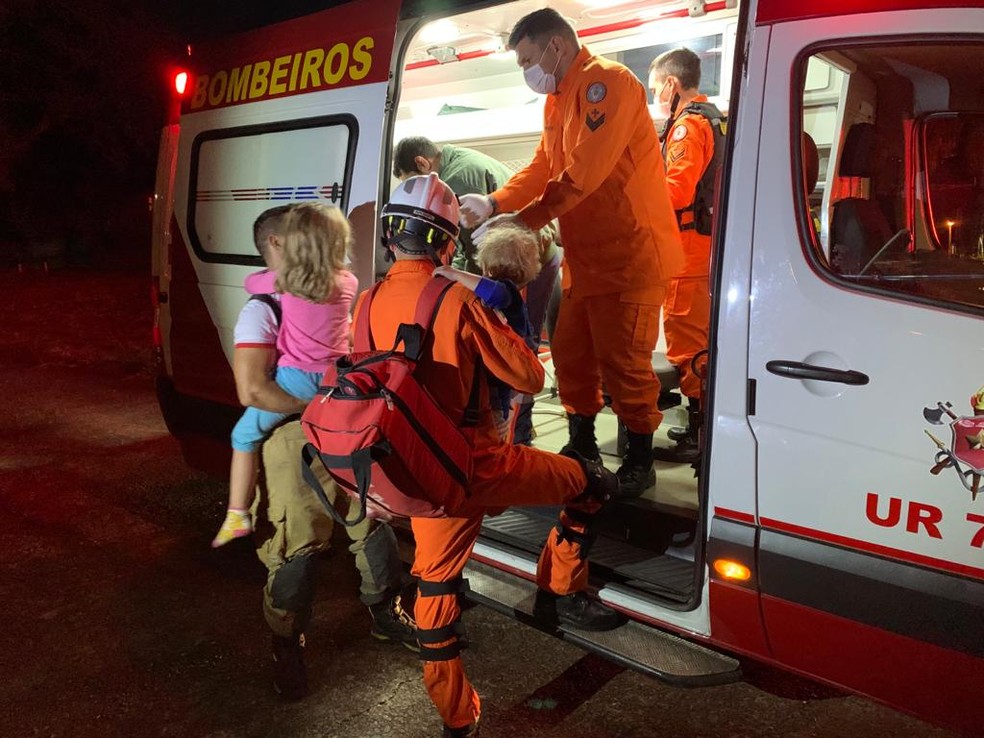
top-left (798, 43), bottom-right (984, 312)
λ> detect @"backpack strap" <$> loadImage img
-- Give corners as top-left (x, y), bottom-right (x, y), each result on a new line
top-left (248, 293), bottom-right (282, 328)
top-left (353, 283), bottom-right (382, 353)
top-left (355, 277), bottom-right (453, 357)
top-left (396, 277), bottom-right (455, 362)
top-left (667, 102), bottom-right (726, 233)
top-left (413, 276), bottom-right (455, 333)
top-left (364, 276), bottom-right (483, 428)
top-left (301, 442), bottom-right (391, 528)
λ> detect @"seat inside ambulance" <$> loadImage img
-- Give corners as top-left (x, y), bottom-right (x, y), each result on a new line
top-left (829, 122), bottom-right (895, 274)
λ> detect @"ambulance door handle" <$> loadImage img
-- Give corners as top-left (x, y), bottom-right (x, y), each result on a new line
top-left (766, 360), bottom-right (869, 386)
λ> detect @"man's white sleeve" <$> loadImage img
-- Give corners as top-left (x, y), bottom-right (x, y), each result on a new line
top-left (233, 296), bottom-right (279, 348)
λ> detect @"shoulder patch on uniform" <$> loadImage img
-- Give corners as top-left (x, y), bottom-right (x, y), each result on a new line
top-left (586, 81), bottom-right (607, 104)
top-left (586, 108), bottom-right (606, 132)
top-left (672, 125), bottom-right (688, 142)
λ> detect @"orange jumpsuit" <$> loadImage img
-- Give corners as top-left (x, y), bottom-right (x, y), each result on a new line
top-left (355, 260), bottom-right (604, 730)
top-left (662, 95), bottom-right (715, 399)
top-left (491, 45), bottom-right (683, 434)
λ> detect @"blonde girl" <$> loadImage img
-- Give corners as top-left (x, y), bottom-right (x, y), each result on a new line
top-left (213, 203), bottom-right (359, 547)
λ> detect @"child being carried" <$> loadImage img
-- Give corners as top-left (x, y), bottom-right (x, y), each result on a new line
top-left (212, 203), bottom-right (358, 547)
top-left (434, 222), bottom-right (542, 443)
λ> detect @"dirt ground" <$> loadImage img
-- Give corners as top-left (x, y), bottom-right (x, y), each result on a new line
top-left (0, 268), bottom-right (957, 738)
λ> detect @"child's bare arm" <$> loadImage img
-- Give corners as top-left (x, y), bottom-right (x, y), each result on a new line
top-left (433, 265), bottom-right (482, 292)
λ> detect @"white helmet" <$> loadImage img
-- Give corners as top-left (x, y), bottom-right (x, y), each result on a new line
top-left (381, 173), bottom-right (460, 257)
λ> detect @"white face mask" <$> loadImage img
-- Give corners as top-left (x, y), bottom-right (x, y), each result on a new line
top-left (656, 81), bottom-right (673, 119)
top-left (524, 44), bottom-right (560, 95)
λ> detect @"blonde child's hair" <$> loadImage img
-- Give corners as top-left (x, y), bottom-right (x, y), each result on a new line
top-left (276, 203), bottom-right (351, 302)
top-left (476, 224), bottom-right (541, 287)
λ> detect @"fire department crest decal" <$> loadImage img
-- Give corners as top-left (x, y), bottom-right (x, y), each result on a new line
top-left (923, 386), bottom-right (984, 499)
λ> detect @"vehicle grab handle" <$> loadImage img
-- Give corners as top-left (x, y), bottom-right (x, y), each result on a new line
top-left (766, 360), bottom-right (869, 385)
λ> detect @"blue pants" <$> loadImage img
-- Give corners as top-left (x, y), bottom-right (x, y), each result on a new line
top-left (231, 366), bottom-right (322, 452)
top-left (513, 251), bottom-right (562, 446)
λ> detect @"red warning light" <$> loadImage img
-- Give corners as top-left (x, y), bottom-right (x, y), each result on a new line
top-left (174, 71), bottom-right (189, 96)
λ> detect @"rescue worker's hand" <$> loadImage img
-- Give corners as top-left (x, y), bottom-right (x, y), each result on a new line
top-left (473, 214), bottom-right (521, 247)
top-left (459, 194), bottom-right (494, 228)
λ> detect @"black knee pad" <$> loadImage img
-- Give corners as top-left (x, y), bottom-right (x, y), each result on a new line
top-left (271, 552), bottom-right (320, 612)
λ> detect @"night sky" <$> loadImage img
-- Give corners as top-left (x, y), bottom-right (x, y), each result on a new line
top-left (0, 0), bottom-right (339, 272)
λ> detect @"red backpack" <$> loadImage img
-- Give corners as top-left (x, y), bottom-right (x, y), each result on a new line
top-left (300, 276), bottom-right (477, 525)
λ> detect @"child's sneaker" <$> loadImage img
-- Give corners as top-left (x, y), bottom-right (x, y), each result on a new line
top-left (211, 508), bottom-right (252, 548)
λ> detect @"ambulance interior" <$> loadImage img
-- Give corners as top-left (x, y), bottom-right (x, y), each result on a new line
top-left (389, 0), bottom-right (740, 606)
top-left (802, 45), bottom-right (984, 311)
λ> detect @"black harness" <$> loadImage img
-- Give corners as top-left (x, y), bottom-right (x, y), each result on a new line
top-left (661, 101), bottom-right (727, 236)
top-left (248, 293), bottom-right (282, 326)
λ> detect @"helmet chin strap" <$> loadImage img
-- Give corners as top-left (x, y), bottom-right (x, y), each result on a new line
top-left (386, 232), bottom-right (449, 266)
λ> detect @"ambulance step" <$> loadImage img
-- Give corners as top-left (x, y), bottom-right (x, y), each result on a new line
top-left (481, 509), bottom-right (694, 602)
top-left (462, 558), bottom-right (741, 687)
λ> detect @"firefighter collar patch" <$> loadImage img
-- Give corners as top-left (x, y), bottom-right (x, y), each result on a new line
top-left (672, 125), bottom-right (688, 142)
top-left (586, 82), bottom-right (607, 103)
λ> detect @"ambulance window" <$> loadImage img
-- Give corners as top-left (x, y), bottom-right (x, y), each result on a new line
top-left (397, 1), bottom-right (735, 162)
top-left (187, 117), bottom-right (356, 264)
top-left (605, 34), bottom-right (724, 102)
top-left (797, 43), bottom-right (984, 313)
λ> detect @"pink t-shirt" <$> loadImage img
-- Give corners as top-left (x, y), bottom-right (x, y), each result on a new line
top-left (244, 268), bottom-right (359, 373)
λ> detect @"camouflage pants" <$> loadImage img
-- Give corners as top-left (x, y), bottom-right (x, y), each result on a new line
top-left (252, 421), bottom-right (407, 638)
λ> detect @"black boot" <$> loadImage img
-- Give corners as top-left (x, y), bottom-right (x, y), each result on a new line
top-left (369, 594), bottom-right (419, 652)
top-left (272, 633), bottom-right (308, 700)
top-left (654, 399), bottom-right (702, 464)
top-left (533, 589), bottom-right (624, 631)
top-left (616, 431), bottom-right (655, 498)
top-left (667, 397), bottom-right (700, 442)
top-left (560, 413), bottom-right (601, 462)
top-left (560, 448), bottom-right (618, 505)
top-left (442, 720), bottom-right (480, 737)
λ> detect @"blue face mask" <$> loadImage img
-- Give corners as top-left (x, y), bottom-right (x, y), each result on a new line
top-left (524, 44), bottom-right (560, 95)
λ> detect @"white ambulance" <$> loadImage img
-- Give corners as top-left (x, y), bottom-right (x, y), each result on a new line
top-left (151, 0), bottom-right (984, 732)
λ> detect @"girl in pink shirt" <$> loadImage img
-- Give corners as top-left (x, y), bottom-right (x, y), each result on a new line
top-left (213, 203), bottom-right (359, 547)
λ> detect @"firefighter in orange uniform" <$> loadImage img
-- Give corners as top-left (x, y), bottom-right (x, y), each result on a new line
top-left (648, 47), bottom-right (724, 464)
top-left (366, 174), bottom-right (621, 738)
top-left (460, 8), bottom-right (684, 497)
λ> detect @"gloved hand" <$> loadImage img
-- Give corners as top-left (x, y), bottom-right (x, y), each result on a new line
top-left (472, 214), bottom-right (521, 247)
top-left (459, 194), bottom-right (494, 228)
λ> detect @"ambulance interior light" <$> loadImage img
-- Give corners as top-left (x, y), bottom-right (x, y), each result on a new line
top-left (420, 19), bottom-right (459, 45)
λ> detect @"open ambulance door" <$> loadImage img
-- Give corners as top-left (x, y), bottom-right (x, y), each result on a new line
top-left (159, 0), bottom-right (402, 466)
top-left (386, 0), bottom-right (746, 689)
top-left (747, 2), bottom-right (984, 733)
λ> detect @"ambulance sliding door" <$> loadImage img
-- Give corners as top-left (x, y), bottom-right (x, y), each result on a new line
top-left (747, 4), bottom-right (984, 731)
top-left (168, 0), bottom-right (401, 408)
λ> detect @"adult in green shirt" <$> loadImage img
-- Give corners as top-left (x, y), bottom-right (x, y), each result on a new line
top-left (393, 136), bottom-right (562, 445)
